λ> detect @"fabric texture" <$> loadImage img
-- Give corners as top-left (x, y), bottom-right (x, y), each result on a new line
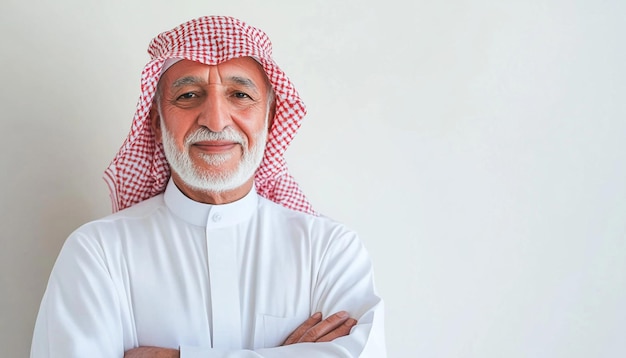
top-left (103, 16), bottom-right (315, 214)
top-left (31, 181), bottom-right (386, 357)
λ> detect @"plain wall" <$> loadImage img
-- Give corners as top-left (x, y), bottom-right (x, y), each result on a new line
top-left (1, 0), bottom-right (625, 357)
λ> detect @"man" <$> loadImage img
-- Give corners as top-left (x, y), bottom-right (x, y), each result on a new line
top-left (31, 16), bottom-right (385, 357)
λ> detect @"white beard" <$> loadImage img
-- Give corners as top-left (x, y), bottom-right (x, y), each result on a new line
top-left (161, 119), bottom-right (267, 194)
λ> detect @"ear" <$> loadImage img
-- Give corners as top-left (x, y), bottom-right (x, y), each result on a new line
top-left (150, 102), bottom-right (163, 144)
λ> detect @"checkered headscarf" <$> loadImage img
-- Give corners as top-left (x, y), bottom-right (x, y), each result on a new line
top-left (103, 16), bottom-right (315, 215)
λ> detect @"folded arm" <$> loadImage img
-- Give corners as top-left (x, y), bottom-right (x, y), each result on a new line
top-left (125, 311), bottom-right (357, 357)
top-left (32, 227), bottom-right (385, 358)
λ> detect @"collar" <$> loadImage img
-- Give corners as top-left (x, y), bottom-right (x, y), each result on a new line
top-left (163, 179), bottom-right (258, 228)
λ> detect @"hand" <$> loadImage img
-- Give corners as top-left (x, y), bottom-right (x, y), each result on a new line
top-left (282, 311), bottom-right (357, 345)
top-left (124, 346), bottom-right (180, 358)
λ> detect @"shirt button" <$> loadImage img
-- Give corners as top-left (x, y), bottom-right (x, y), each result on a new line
top-left (212, 213), bottom-right (222, 222)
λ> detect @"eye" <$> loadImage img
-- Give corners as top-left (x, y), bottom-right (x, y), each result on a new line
top-left (177, 92), bottom-right (197, 100)
top-left (233, 92), bottom-right (252, 100)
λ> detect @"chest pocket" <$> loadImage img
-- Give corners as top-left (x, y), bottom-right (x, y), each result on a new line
top-left (254, 314), bottom-right (303, 348)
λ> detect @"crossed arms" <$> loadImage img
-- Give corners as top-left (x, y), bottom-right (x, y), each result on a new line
top-left (31, 211), bottom-right (386, 357)
top-left (125, 311), bottom-right (357, 357)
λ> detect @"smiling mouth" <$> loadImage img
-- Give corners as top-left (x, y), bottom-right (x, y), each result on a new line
top-left (192, 141), bottom-right (240, 154)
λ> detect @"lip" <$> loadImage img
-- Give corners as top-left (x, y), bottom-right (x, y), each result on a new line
top-left (191, 141), bottom-right (239, 154)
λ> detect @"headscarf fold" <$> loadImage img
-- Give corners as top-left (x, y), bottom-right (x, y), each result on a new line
top-left (103, 16), bottom-right (315, 215)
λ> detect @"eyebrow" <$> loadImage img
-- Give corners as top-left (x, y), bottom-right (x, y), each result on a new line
top-left (171, 76), bottom-right (205, 88)
top-left (170, 75), bottom-right (260, 94)
top-left (228, 76), bottom-right (258, 91)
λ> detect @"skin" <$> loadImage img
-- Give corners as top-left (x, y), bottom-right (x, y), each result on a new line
top-left (151, 57), bottom-right (274, 204)
top-left (126, 58), bottom-right (356, 357)
top-left (282, 311), bottom-right (358, 344)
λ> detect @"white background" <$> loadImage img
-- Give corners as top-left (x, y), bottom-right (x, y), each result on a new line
top-left (1, 0), bottom-right (625, 357)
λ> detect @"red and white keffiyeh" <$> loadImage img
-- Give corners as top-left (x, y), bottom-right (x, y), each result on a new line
top-left (104, 16), bottom-right (315, 215)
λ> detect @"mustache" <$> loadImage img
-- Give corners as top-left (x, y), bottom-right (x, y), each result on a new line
top-left (184, 127), bottom-right (245, 146)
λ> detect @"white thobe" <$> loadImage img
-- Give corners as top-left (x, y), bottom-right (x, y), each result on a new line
top-left (31, 180), bottom-right (386, 357)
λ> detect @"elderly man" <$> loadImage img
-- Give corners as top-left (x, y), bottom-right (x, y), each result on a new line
top-left (31, 16), bottom-right (385, 357)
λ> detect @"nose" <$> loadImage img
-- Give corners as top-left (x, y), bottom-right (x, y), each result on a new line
top-left (197, 86), bottom-right (231, 132)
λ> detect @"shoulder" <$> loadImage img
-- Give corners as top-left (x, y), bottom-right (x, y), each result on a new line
top-left (64, 194), bottom-right (166, 247)
top-left (83, 194), bottom-right (164, 225)
top-left (257, 196), bottom-right (362, 247)
top-left (98, 194), bottom-right (166, 222)
top-left (259, 196), bottom-right (351, 227)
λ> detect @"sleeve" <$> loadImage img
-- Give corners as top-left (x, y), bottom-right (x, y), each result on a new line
top-left (30, 232), bottom-right (128, 358)
top-left (179, 229), bottom-right (386, 358)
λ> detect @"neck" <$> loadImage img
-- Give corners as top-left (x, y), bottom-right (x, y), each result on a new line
top-left (170, 173), bottom-right (254, 204)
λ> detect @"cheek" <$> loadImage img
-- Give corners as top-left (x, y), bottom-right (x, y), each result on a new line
top-left (161, 122), bottom-right (188, 148)
top-left (244, 120), bottom-right (269, 146)
top-left (161, 113), bottom-right (194, 144)
top-left (232, 108), bottom-right (267, 136)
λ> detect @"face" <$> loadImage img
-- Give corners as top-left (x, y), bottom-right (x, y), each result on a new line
top-left (151, 57), bottom-right (275, 200)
